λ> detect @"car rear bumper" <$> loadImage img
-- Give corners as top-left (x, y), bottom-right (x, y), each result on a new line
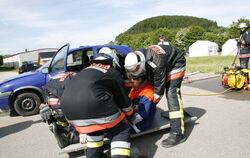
top-left (0, 91), bottom-right (11, 109)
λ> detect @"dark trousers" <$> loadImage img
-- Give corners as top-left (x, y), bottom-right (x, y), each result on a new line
top-left (86, 122), bottom-right (131, 158)
top-left (165, 76), bottom-right (185, 135)
top-left (240, 58), bottom-right (249, 69)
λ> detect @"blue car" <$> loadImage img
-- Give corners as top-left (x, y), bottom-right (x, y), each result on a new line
top-left (0, 44), bottom-right (131, 116)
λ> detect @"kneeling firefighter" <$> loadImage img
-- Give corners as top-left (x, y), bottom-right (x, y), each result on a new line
top-left (39, 72), bottom-right (79, 148)
top-left (61, 47), bottom-right (135, 158)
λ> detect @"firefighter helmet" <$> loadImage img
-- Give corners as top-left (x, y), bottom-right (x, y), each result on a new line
top-left (239, 23), bottom-right (248, 29)
top-left (159, 34), bottom-right (165, 40)
top-left (95, 47), bottom-right (121, 67)
top-left (124, 51), bottom-right (146, 77)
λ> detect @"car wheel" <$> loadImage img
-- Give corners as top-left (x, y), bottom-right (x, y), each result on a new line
top-left (14, 92), bottom-right (41, 116)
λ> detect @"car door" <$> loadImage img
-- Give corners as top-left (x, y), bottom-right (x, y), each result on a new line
top-left (46, 43), bottom-right (69, 81)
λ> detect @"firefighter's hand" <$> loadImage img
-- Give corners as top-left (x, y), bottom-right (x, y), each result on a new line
top-left (153, 93), bottom-right (161, 103)
top-left (133, 104), bottom-right (140, 112)
top-left (79, 134), bottom-right (87, 144)
top-left (128, 112), bottom-right (143, 125)
top-left (39, 104), bottom-right (52, 122)
top-left (235, 38), bottom-right (241, 47)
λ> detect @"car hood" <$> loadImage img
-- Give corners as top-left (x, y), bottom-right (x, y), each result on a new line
top-left (0, 71), bottom-right (46, 92)
top-left (0, 71), bottom-right (38, 85)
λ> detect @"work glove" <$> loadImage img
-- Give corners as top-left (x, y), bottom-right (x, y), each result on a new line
top-left (128, 112), bottom-right (143, 125)
top-left (153, 93), bottom-right (162, 104)
top-left (39, 104), bottom-right (52, 123)
top-left (132, 104), bottom-right (140, 112)
top-left (79, 134), bottom-right (87, 144)
top-left (235, 38), bottom-right (241, 47)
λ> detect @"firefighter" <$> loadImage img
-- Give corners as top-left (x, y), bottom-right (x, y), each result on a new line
top-left (39, 72), bottom-right (79, 148)
top-left (60, 47), bottom-right (136, 158)
top-left (124, 44), bottom-right (186, 148)
top-left (128, 75), bottom-right (156, 134)
top-left (158, 34), bottom-right (169, 45)
top-left (238, 22), bottom-right (250, 69)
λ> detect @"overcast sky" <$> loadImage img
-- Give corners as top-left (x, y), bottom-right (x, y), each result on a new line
top-left (0, 0), bottom-right (249, 55)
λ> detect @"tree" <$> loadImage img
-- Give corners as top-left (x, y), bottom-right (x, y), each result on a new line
top-left (185, 26), bottom-right (205, 47)
top-left (174, 26), bottom-right (205, 51)
top-left (226, 18), bottom-right (250, 39)
top-left (174, 28), bottom-right (189, 51)
top-left (115, 16), bottom-right (250, 53)
top-left (0, 55), bottom-right (3, 66)
top-left (125, 15), bottom-right (218, 34)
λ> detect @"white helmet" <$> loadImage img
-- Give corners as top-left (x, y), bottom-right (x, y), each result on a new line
top-left (124, 51), bottom-right (145, 77)
top-left (96, 47), bottom-right (120, 67)
top-left (239, 23), bottom-right (248, 29)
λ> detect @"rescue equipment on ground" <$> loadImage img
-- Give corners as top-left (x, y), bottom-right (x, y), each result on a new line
top-left (222, 46), bottom-right (250, 90)
top-left (222, 66), bottom-right (250, 90)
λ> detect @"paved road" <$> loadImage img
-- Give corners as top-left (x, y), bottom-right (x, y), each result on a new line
top-left (0, 75), bottom-right (250, 158)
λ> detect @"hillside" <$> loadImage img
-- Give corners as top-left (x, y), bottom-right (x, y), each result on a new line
top-left (115, 15), bottom-right (249, 51)
top-left (125, 15), bottom-right (218, 34)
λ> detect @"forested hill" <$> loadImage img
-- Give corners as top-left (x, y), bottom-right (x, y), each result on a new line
top-left (115, 15), bottom-right (248, 52)
top-left (125, 15), bottom-right (218, 34)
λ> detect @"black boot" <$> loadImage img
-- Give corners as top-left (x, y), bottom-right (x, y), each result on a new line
top-left (161, 132), bottom-right (186, 148)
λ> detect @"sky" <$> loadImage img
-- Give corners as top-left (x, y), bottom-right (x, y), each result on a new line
top-left (0, 0), bottom-right (249, 55)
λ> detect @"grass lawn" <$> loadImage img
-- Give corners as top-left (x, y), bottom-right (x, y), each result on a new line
top-left (0, 56), bottom-right (249, 74)
top-left (186, 55), bottom-right (245, 74)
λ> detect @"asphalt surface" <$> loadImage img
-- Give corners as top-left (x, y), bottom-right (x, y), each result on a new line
top-left (0, 73), bottom-right (250, 158)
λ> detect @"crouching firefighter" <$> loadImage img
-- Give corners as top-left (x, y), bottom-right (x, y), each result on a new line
top-left (39, 72), bottom-right (79, 148)
top-left (124, 44), bottom-right (186, 148)
top-left (60, 47), bottom-right (134, 158)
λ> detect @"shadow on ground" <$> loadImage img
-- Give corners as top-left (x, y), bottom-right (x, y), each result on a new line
top-left (0, 119), bottom-right (43, 138)
top-left (58, 107), bottom-right (206, 158)
top-left (184, 107), bottom-right (206, 141)
top-left (127, 107), bottom-right (206, 158)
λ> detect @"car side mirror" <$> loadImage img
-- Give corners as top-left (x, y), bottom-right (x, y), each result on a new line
top-left (41, 67), bottom-right (49, 74)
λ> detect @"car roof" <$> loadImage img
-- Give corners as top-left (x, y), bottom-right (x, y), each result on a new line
top-left (69, 45), bottom-right (132, 56)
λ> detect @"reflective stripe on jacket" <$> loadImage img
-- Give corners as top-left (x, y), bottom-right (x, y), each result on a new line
top-left (61, 66), bottom-right (133, 134)
top-left (141, 45), bottom-right (186, 96)
top-left (72, 112), bottom-right (126, 134)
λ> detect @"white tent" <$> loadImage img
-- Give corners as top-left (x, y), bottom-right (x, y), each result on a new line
top-left (189, 40), bottom-right (218, 57)
top-left (221, 39), bottom-right (238, 56)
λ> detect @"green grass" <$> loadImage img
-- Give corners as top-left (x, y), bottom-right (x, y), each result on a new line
top-left (186, 55), bottom-right (244, 74)
top-left (0, 56), bottom-right (248, 74)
